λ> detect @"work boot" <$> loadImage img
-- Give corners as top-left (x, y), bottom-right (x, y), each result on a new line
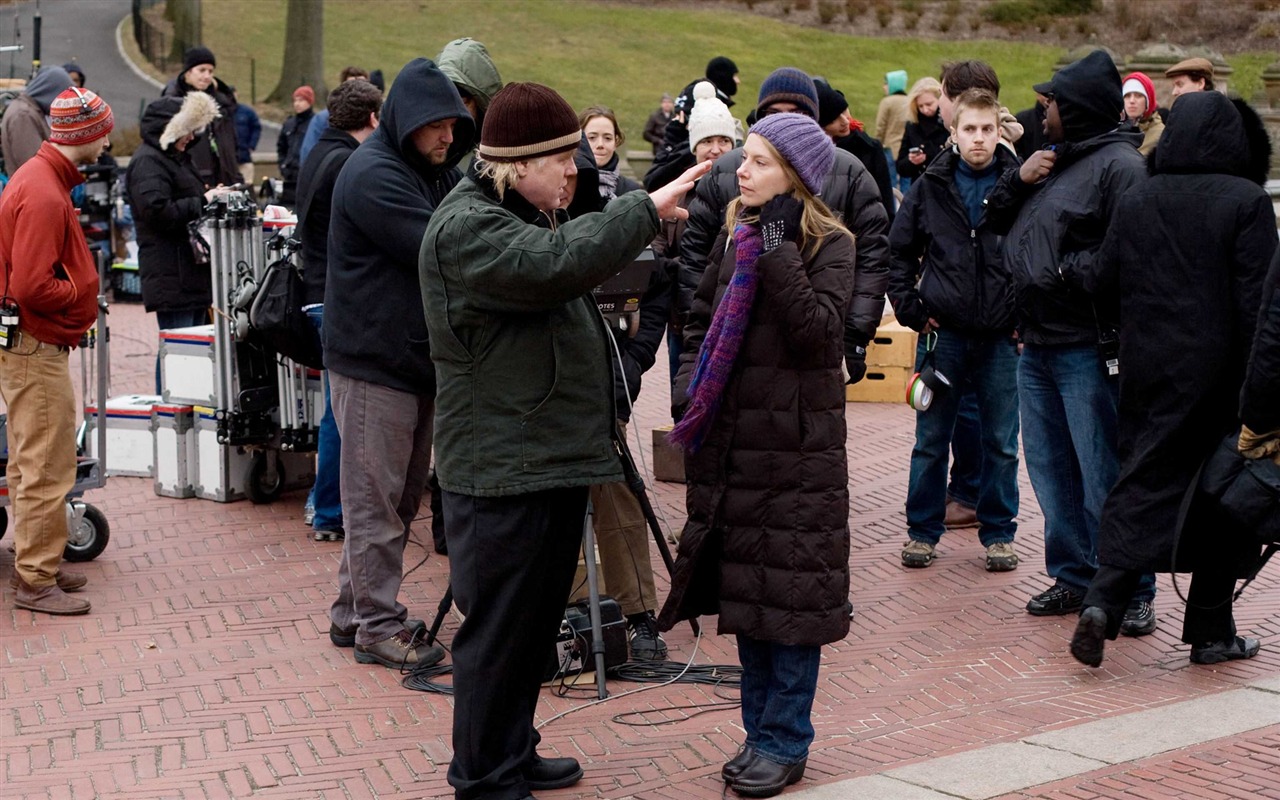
top-left (984, 542), bottom-right (1019, 572)
top-left (9, 570), bottom-right (87, 592)
top-left (329, 618), bottom-right (427, 648)
top-left (14, 576), bottom-right (91, 615)
top-left (354, 629), bottom-right (445, 669)
top-left (943, 499), bottom-right (978, 528)
top-left (523, 753), bottom-right (583, 790)
top-left (901, 539), bottom-right (936, 568)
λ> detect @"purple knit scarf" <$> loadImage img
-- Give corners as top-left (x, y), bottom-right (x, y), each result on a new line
top-left (669, 223), bottom-right (762, 452)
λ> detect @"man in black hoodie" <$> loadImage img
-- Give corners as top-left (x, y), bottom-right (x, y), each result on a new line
top-left (986, 50), bottom-right (1156, 631)
top-left (322, 58), bottom-right (474, 670)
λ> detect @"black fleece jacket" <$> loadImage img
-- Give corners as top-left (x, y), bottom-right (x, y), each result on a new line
top-left (322, 58), bottom-right (474, 394)
top-left (296, 126), bottom-right (358, 306)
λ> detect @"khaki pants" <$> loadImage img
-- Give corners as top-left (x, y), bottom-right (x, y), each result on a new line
top-left (0, 332), bottom-right (76, 587)
top-left (590, 464), bottom-right (658, 616)
top-left (238, 162), bottom-right (255, 186)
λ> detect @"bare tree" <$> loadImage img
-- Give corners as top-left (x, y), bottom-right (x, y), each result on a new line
top-left (267, 0), bottom-right (325, 104)
top-left (165, 0), bottom-right (202, 65)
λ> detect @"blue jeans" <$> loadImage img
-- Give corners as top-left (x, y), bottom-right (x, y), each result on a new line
top-left (948, 387), bottom-right (982, 507)
top-left (667, 325), bottom-right (681, 395)
top-left (155, 308), bottom-right (210, 394)
top-left (906, 330), bottom-right (1020, 546)
top-left (736, 635), bottom-right (820, 765)
top-left (1018, 344), bottom-right (1155, 600)
top-left (306, 306), bottom-right (342, 532)
top-left (883, 148), bottom-right (898, 195)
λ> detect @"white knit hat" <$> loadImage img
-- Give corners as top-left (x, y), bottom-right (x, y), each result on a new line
top-left (686, 81), bottom-right (737, 152)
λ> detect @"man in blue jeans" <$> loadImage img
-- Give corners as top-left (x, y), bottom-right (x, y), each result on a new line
top-left (986, 50), bottom-right (1157, 635)
top-left (888, 88), bottom-right (1020, 573)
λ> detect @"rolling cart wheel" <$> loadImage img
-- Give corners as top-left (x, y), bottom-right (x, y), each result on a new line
top-left (246, 452), bottom-right (285, 505)
top-left (64, 504), bottom-right (109, 562)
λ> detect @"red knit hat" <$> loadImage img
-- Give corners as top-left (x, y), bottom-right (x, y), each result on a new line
top-left (293, 85), bottom-right (315, 105)
top-left (1121, 72), bottom-right (1156, 119)
top-left (48, 87), bottom-right (114, 146)
top-left (478, 82), bottom-right (580, 163)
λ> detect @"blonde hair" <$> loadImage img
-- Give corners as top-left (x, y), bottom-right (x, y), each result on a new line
top-left (725, 136), bottom-right (851, 255)
top-left (475, 157), bottom-right (523, 202)
top-left (906, 76), bottom-right (943, 123)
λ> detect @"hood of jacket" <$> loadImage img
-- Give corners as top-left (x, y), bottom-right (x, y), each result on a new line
top-left (139, 97), bottom-right (184, 151)
top-left (23, 66), bottom-right (73, 113)
top-left (375, 58), bottom-right (475, 177)
top-left (1152, 93), bottom-right (1272, 186)
top-left (1044, 50), bottom-right (1124, 143)
top-left (564, 134), bottom-right (605, 220)
top-left (886, 70), bottom-right (908, 95)
top-left (436, 38), bottom-right (503, 114)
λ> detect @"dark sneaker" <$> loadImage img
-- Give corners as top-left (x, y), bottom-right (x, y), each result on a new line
top-left (984, 542), bottom-right (1019, 572)
top-left (354, 629), bottom-right (444, 669)
top-left (330, 618), bottom-right (427, 648)
top-left (1119, 598), bottom-right (1157, 637)
top-left (1070, 607), bottom-right (1108, 668)
top-left (1026, 582), bottom-right (1085, 616)
top-left (901, 539), bottom-right (936, 568)
top-left (1190, 636), bottom-right (1260, 665)
top-left (523, 754), bottom-right (583, 790)
top-left (14, 577), bottom-right (91, 615)
top-left (10, 570), bottom-right (87, 592)
top-left (944, 499), bottom-right (978, 528)
top-left (313, 527), bottom-right (344, 542)
top-left (626, 610), bottom-right (668, 661)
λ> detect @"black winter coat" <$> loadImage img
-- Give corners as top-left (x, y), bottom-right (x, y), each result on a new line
top-left (895, 112), bottom-right (949, 180)
top-left (126, 98), bottom-right (211, 314)
top-left (987, 126), bottom-right (1146, 346)
top-left (835, 129), bottom-right (895, 225)
top-left (658, 229), bottom-right (856, 645)
top-left (888, 146), bottom-right (1018, 334)
top-left (296, 127), bottom-right (358, 306)
top-left (161, 76), bottom-right (241, 188)
top-left (677, 147), bottom-right (890, 353)
top-left (1086, 93), bottom-right (1278, 573)
top-left (1243, 248), bottom-right (1280, 434)
top-left (276, 108), bottom-right (314, 204)
top-left (322, 58), bottom-right (475, 394)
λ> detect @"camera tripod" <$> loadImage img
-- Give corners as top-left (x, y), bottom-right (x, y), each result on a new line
top-left (423, 433), bottom-right (696, 700)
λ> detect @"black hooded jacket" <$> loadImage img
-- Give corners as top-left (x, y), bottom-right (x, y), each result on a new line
top-left (1244, 248), bottom-right (1280, 434)
top-left (126, 98), bottom-right (212, 313)
top-left (895, 111), bottom-right (949, 180)
top-left (322, 58), bottom-right (475, 393)
top-left (1086, 90), bottom-right (1277, 572)
top-left (296, 126), bottom-right (359, 306)
top-left (161, 75), bottom-right (241, 187)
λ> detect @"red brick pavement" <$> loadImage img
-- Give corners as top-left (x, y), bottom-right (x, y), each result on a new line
top-left (2, 300), bottom-right (1278, 799)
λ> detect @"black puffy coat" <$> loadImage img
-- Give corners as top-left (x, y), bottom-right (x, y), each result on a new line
top-left (677, 146), bottom-right (890, 354)
top-left (834, 128), bottom-right (894, 224)
top-left (895, 111), bottom-right (949, 180)
top-left (126, 98), bottom-right (211, 314)
top-left (161, 75), bottom-right (240, 187)
top-left (1243, 247), bottom-right (1280, 434)
top-left (323, 58), bottom-right (474, 394)
top-left (888, 146), bottom-right (1018, 334)
top-left (658, 228), bottom-right (855, 646)
top-left (1087, 92), bottom-right (1278, 573)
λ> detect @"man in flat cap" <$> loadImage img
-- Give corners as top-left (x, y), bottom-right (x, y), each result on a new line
top-left (1165, 57), bottom-right (1215, 102)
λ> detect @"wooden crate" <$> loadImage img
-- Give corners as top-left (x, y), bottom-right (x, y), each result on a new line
top-left (652, 425), bottom-right (686, 483)
top-left (846, 365), bottom-right (913, 404)
top-left (866, 321), bottom-right (918, 368)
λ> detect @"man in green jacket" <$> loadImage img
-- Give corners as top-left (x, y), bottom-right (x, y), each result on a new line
top-left (420, 82), bottom-right (705, 800)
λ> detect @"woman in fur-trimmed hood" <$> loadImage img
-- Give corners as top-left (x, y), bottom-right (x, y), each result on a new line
top-left (126, 93), bottom-right (236, 379)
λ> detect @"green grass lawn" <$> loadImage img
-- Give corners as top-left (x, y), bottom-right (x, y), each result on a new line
top-left (198, 0), bottom-right (1272, 150)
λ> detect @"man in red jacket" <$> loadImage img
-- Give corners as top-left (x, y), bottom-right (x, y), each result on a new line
top-left (0, 87), bottom-right (113, 616)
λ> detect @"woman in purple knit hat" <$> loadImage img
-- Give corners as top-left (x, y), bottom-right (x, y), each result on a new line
top-left (659, 113), bottom-right (856, 798)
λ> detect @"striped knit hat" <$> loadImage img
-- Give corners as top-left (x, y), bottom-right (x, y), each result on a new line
top-left (478, 82), bottom-right (580, 163)
top-left (48, 87), bottom-right (114, 146)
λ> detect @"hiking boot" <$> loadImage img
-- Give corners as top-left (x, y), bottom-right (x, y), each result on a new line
top-left (1025, 582), bottom-right (1085, 616)
top-left (13, 576), bottom-right (91, 616)
top-left (330, 618), bottom-right (427, 648)
top-left (984, 541), bottom-right (1019, 572)
top-left (1190, 636), bottom-right (1260, 665)
top-left (313, 527), bottom-right (344, 542)
top-left (9, 570), bottom-right (87, 592)
top-left (354, 629), bottom-right (445, 669)
top-left (1070, 607), bottom-right (1108, 668)
top-left (1119, 598), bottom-right (1157, 637)
top-left (943, 500), bottom-right (978, 529)
top-left (901, 539), bottom-right (936, 568)
top-left (626, 610), bottom-right (668, 661)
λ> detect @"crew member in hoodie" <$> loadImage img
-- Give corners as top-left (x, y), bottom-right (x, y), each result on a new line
top-left (322, 58), bottom-right (474, 672)
top-left (986, 50), bottom-right (1156, 632)
top-left (1, 66), bottom-right (74, 173)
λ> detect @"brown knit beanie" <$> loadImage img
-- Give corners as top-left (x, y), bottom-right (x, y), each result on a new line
top-left (479, 82), bottom-right (581, 162)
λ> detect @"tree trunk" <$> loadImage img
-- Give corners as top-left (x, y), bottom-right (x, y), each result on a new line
top-left (266, 0), bottom-right (325, 105)
top-left (167, 0), bottom-right (202, 67)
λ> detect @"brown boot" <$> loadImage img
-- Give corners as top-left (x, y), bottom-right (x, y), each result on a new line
top-left (14, 576), bottom-right (91, 615)
top-left (10, 570), bottom-right (87, 592)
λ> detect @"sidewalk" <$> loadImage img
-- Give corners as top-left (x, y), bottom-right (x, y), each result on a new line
top-left (2, 300), bottom-right (1277, 800)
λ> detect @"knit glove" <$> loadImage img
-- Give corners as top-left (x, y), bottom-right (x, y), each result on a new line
top-left (759, 194), bottom-right (803, 252)
top-left (844, 330), bottom-right (869, 385)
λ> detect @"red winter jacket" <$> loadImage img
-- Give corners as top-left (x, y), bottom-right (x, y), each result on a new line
top-left (0, 141), bottom-right (98, 347)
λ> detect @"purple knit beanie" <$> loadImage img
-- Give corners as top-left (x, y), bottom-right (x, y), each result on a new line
top-left (748, 112), bottom-right (834, 196)
top-left (756, 67), bottom-right (819, 119)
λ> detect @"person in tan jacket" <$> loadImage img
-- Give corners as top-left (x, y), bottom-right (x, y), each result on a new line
top-left (1, 66), bottom-right (73, 174)
top-left (875, 69), bottom-right (909, 191)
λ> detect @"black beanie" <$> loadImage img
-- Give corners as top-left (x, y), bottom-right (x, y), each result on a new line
top-left (814, 79), bottom-right (848, 128)
top-left (1034, 50), bottom-right (1122, 142)
top-left (183, 46), bottom-right (216, 73)
top-left (706, 56), bottom-right (739, 98)
top-left (479, 82), bottom-right (581, 162)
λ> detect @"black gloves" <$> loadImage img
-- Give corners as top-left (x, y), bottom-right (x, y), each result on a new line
top-left (759, 194), bottom-right (803, 251)
top-left (845, 330), bottom-right (869, 385)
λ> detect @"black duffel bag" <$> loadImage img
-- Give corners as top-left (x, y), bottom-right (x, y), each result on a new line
top-left (249, 254), bottom-right (323, 370)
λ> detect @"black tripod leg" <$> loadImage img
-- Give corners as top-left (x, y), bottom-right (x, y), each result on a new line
top-left (425, 584), bottom-right (453, 647)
